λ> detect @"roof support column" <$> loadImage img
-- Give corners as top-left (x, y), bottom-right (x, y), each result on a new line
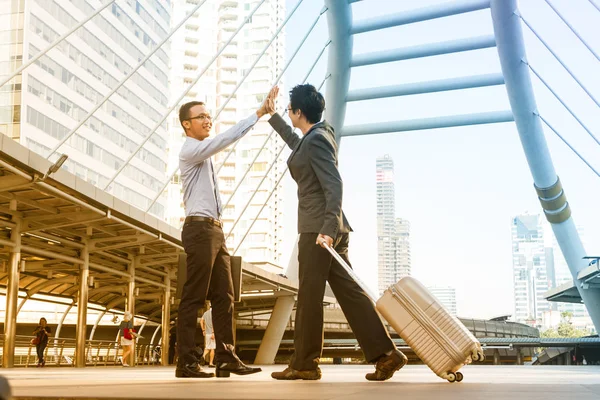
top-left (75, 240), bottom-right (89, 368)
top-left (254, 295), bottom-right (295, 365)
top-left (161, 272), bottom-right (171, 366)
top-left (3, 199), bottom-right (20, 368)
top-left (127, 255), bottom-right (137, 366)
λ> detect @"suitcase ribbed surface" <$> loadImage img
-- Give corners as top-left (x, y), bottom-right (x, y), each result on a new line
top-left (376, 276), bottom-right (480, 377)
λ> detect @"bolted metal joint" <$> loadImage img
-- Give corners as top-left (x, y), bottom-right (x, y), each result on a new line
top-left (534, 177), bottom-right (571, 224)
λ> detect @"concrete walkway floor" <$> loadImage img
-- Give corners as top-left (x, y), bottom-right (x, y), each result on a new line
top-left (2, 365), bottom-right (600, 400)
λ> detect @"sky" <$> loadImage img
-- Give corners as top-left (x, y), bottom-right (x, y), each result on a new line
top-left (276, 0), bottom-right (600, 319)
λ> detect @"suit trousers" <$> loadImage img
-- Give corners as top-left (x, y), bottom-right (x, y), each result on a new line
top-left (177, 221), bottom-right (236, 365)
top-left (290, 233), bottom-right (395, 371)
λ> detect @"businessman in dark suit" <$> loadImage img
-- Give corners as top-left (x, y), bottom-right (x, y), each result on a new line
top-left (267, 84), bottom-right (407, 381)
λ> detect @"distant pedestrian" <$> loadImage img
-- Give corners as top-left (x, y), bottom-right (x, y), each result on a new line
top-left (32, 317), bottom-right (51, 367)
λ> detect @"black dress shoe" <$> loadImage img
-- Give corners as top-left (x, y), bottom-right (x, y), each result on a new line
top-left (215, 361), bottom-right (261, 377)
top-left (175, 361), bottom-right (214, 378)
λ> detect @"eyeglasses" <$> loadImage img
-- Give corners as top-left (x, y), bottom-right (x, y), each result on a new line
top-left (187, 113), bottom-right (212, 122)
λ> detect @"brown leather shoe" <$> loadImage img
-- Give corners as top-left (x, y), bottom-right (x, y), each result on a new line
top-left (271, 366), bottom-right (322, 380)
top-left (365, 349), bottom-right (408, 381)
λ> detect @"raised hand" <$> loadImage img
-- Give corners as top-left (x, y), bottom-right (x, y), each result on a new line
top-left (265, 86), bottom-right (279, 115)
top-left (257, 86), bottom-right (279, 117)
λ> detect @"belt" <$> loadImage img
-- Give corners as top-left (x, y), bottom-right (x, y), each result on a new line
top-left (184, 216), bottom-right (222, 228)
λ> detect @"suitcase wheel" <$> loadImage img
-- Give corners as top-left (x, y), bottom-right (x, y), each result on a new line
top-left (445, 371), bottom-right (463, 383)
top-left (472, 350), bottom-right (486, 362)
top-left (455, 372), bottom-right (463, 382)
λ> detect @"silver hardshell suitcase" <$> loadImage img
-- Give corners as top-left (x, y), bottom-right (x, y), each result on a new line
top-left (323, 243), bottom-right (485, 382)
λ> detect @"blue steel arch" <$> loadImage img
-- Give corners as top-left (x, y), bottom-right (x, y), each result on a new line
top-left (322, 0), bottom-right (600, 333)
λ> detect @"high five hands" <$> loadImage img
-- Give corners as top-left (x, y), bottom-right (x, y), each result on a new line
top-left (257, 86), bottom-right (279, 118)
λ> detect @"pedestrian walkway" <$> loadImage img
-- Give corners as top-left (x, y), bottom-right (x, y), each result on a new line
top-left (3, 365), bottom-right (600, 399)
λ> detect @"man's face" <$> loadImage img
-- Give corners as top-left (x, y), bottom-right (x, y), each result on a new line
top-left (183, 104), bottom-right (213, 140)
top-left (287, 102), bottom-right (300, 128)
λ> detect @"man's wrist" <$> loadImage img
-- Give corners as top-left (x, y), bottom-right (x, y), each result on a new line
top-left (256, 109), bottom-right (265, 118)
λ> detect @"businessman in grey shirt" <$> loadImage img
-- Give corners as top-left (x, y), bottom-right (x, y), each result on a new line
top-left (176, 87), bottom-right (277, 379)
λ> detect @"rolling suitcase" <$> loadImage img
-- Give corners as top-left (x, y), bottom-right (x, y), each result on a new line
top-left (322, 242), bottom-right (485, 383)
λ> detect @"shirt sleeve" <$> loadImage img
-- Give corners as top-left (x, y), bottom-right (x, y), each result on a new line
top-left (268, 113), bottom-right (302, 150)
top-left (180, 113), bottom-right (259, 165)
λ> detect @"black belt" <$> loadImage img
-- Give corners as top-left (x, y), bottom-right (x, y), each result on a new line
top-left (184, 216), bottom-right (222, 228)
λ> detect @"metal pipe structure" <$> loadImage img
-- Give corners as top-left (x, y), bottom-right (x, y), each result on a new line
top-left (215, 0), bottom-right (305, 120)
top-left (52, 303), bottom-right (73, 361)
top-left (0, 0), bottom-right (116, 88)
top-left (324, 0), bottom-right (353, 143)
top-left (75, 244), bottom-right (90, 367)
top-left (104, 0), bottom-right (268, 192)
top-left (215, 0), bottom-right (308, 174)
top-left (526, 63), bottom-right (600, 147)
top-left (342, 111), bottom-right (514, 137)
top-left (0, 159), bottom-right (183, 251)
top-left (127, 257), bottom-right (136, 366)
top-left (537, 114), bottom-right (600, 178)
top-left (491, 0), bottom-right (600, 334)
top-left (161, 274), bottom-right (171, 366)
top-left (351, 35), bottom-right (496, 68)
top-left (89, 311), bottom-right (107, 341)
top-left (218, 7), bottom-right (328, 199)
top-left (346, 73), bottom-right (505, 102)
top-left (590, 0), bottom-right (600, 13)
top-left (544, 0), bottom-right (600, 62)
top-left (351, 0), bottom-right (490, 34)
top-left (150, 325), bottom-right (161, 345)
top-left (2, 200), bottom-right (20, 368)
top-left (519, 14), bottom-right (600, 109)
top-left (47, 0), bottom-right (210, 161)
top-left (233, 75), bottom-right (331, 255)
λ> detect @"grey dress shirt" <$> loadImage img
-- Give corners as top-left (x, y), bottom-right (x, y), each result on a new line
top-left (179, 113), bottom-right (258, 219)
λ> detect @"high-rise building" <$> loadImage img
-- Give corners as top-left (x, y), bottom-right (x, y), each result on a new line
top-left (548, 224), bottom-right (591, 321)
top-left (166, 0), bottom-right (286, 265)
top-left (376, 155), bottom-right (411, 294)
top-left (511, 214), bottom-right (551, 326)
top-left (395, 218), bottom-right (411, 277)
top-left (0, 0), bottom-right (172, 216)
top-left (428, 286), bottom-right (457, 316)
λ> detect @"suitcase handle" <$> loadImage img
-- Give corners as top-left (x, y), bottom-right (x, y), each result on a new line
top-left (319, 240), bottom-right (378, 303)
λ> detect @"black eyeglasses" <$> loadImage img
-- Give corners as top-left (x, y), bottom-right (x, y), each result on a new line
top-left (187, 113), bottom-right (212, 121)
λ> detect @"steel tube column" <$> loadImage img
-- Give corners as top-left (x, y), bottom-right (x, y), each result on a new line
top-left (254, 295), bottom-right (295, 364)
top-left (3, 200), bottom-right (20, 368)
top-left (128, 257), bottom-right (137, 366)
top-left (491, 0), bottom-right (600, 334)
top-left (75, 244), bottom-right (89, 367)
top-left (324, 0), bottom-right (353, 144)
top-left (161, 274), bottom-right (171, 366)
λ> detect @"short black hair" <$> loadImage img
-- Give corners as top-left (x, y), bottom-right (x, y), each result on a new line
top-left (289, 84), bottom-right (325, 124)
top-left (179, 101), bottom-right (205, 129)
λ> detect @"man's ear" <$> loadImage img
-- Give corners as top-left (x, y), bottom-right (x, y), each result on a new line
top-left (182, 120), bottom-right (191, 131)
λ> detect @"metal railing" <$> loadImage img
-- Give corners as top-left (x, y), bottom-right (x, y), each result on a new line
top-left (0, 335), bottom-right (160, 367)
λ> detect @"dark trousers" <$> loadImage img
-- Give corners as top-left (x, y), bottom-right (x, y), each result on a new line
top-left (290, 233), bottom-right (395, 371)
top-left (177, 221), bottom-right (235, 365)
top-left (36, 342), bottom-right (47, 364)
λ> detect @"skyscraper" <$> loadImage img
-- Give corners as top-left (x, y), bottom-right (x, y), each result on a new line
top-left (395, 218), bottom-right (411, 277)
top-left (428, 286), bottom-right (457, 316)
top-left (0, 0), bottom-right (171, 216)
top-left (166, 0), bottom-right (286, 265)
top-left (376, 155), bottom-right (411, 294)
top-left (511, 214), bottom-right (551, 326)
top-left (549, 224), bottom-right (591, 320)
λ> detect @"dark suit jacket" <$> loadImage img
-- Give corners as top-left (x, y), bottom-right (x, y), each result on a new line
top-left (268, 113), bottom-right (352, 238)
